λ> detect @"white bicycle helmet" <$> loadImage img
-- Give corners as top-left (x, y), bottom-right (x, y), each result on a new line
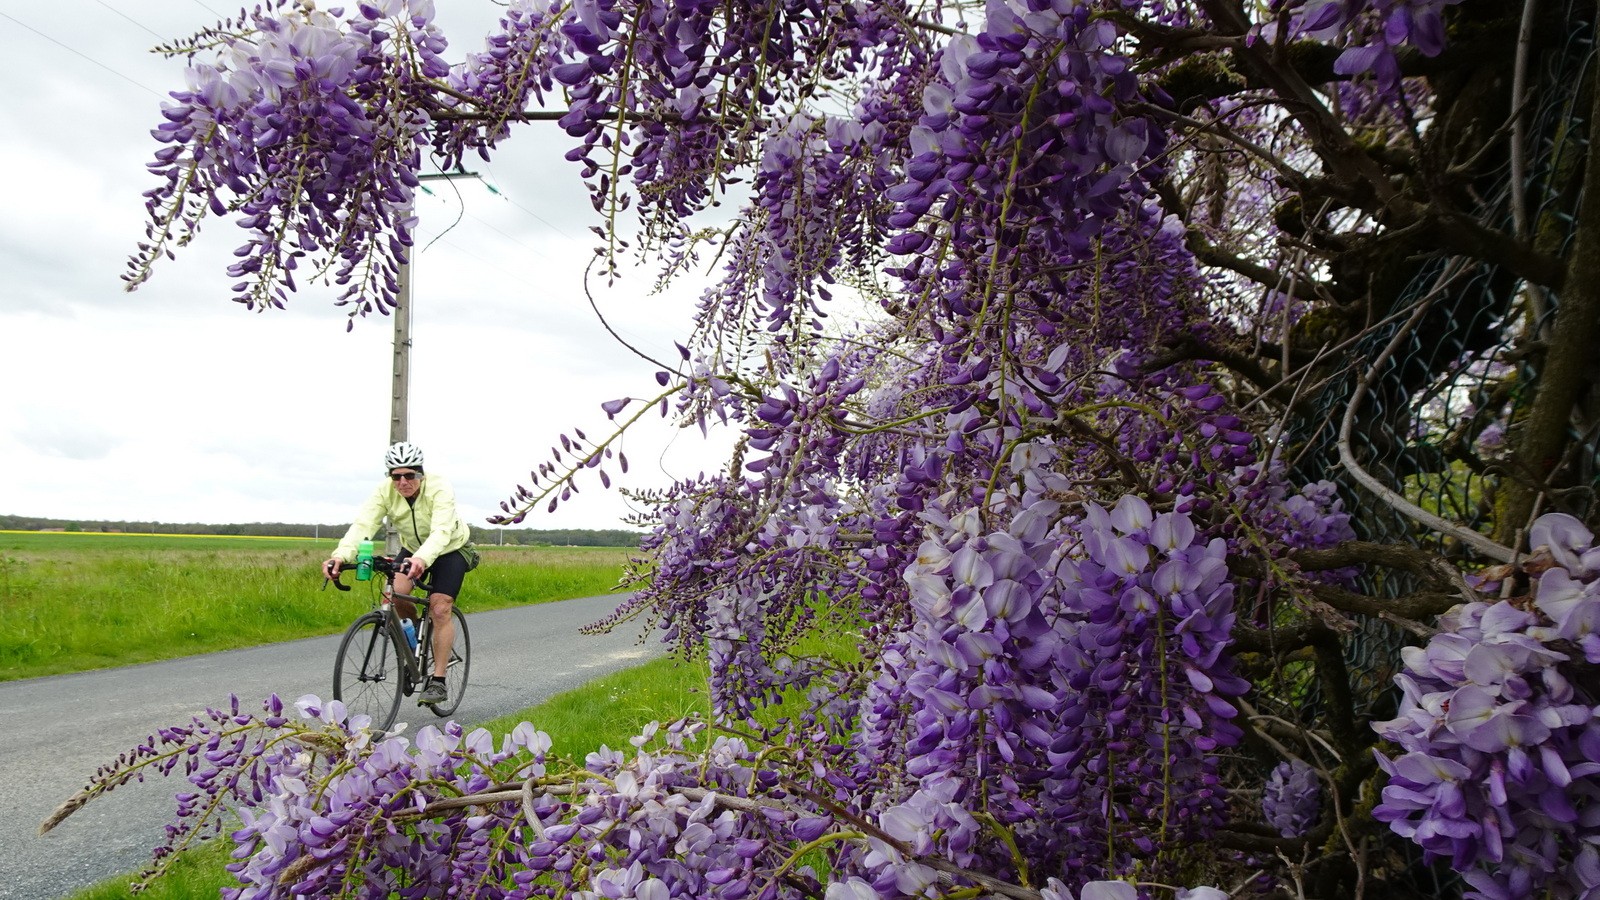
top-left (384, 441), bottom-right (425, 471)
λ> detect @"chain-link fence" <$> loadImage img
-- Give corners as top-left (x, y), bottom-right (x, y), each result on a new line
top-left (1297, 3), bottom-right (1595, 558)
top-left (1284, 0), bottom-right (1595, 684)
top-left (1264, 9), bottom-right (1596, 892)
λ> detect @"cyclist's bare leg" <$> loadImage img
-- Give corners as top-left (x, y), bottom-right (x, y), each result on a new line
top-left (392, 574), bottom-right (422, 623)
top-left (428, 592), bottom-right (455, 678)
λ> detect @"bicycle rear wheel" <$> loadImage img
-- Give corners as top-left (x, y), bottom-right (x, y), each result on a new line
top-left (420, 607), bottom-right (471, 718)
top-left (333, 611), bottom-right (404, 732)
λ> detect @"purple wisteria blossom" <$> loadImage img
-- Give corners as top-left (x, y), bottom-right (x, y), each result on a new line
top-left (1373, 513), bottom-right (1600, 898)
top-left (1263, 0), bottom-right (1465, 89)
top-left (131, 0), bottom-right (451, 320)
top-left (1262, 759), bottom-right (1322, 838)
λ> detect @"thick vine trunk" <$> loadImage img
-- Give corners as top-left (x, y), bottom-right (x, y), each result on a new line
top-left (1497, 59), bottom-right (1600, 547)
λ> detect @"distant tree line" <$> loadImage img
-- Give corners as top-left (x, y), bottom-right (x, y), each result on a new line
top-left (465, 526), bottom-right (641, 548)
top-left (0, 514), bottom-right (641, 547)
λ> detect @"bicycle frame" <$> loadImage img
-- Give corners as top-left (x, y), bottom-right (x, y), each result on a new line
top-left (331, 558), bottom-right (435, 689)
top-left (378, 579), bottom-right (435, 689)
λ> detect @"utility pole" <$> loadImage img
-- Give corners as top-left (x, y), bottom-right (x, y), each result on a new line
top-left (390, 262), bottom-right (412, 446)
top-left (385, 256), bottom-right (413, 555)
top-left (385, 168), bottom-right (477, 554)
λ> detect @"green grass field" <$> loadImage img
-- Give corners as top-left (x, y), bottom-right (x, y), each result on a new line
top-left (0, 531), bottom-right (634, 682)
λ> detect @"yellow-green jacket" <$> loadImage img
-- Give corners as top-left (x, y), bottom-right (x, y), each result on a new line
top-left (331, 474), bottom-right (471, 567)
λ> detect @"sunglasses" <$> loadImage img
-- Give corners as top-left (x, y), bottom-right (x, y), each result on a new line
top-left (390, 471), bottom-right (422, 481)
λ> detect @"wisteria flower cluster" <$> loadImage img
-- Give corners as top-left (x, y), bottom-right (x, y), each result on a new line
top-left (46, 695), bottom-right (778, 898)
top-left (837, 450), bottom-right (1258, 888)
top-left (1372, 513), bottom-right (1600, 899)
top-left (40, 696), bottom-right (296, 884)
top-left (130, 0), bottom-right (452, 319)
top-left (54, 689), bottom-right (1253, 900)
top-left (883, 0), bottom-right (1167, 359)
top-left (56, 686), bottom-right (1256, 900)
top-left (514, 0), bottom-right (927, 281)
top-left (1262, 759), bottom-right (1321, 838)
top-left (1267, 0), bottom-right (1465, 88)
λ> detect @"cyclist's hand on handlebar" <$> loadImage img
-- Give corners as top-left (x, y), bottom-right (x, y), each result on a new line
top-left (402, 557), bottom-right (426, 580)
top-left (322, 558), bottom-right (343, 581)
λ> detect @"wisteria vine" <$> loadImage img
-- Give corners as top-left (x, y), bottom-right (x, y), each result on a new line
top-left (81, 0), bottom-right (1600, 897)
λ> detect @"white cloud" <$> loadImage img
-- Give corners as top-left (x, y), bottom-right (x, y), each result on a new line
top-left (14, 414), bottom-right (119, 462)
top-left (0, 1), bottom-right (737, 532)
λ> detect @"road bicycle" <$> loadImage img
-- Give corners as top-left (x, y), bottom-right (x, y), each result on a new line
top-left (326, 555), bottom-right (471, 733)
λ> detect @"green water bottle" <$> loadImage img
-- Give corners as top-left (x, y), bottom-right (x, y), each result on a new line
top-left (356, 539), bottom-right (374, 581)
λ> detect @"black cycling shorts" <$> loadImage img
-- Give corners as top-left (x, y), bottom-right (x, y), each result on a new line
top-left (398, 547), bottom-right (469, 599)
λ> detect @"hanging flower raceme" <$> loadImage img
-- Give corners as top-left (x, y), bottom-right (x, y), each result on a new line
top-left (842, 445), bottom-right (1252, 888)
top-left (433, 0), bottom-right (566, 165)
top-left (1262, 759), bottom-right (1322, 838)
top-left (129, 0), bottom-right (450, 320)
top-left (1265, 0), bottom-right (1467, 89)
top-left (883, 0), bottom-right (1166, 336)
top-left (1372, 512), bottom-right (1600, 900)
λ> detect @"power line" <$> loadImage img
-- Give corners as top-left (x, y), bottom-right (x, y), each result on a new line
top-left (416, 171), bottom-right (581, 267)
top-left (482, 164), bottom-right (593, 247)
top-left (418, 189), bottom-right (562, 266)
top-left (190, 0), bottom-right (226, 20)
top-left (93, 0), bottom-right (164, 39)
top-left (0, 11), bottom-right (164, 99)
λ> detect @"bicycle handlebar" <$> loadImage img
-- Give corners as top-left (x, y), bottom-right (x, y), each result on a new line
top-left (324, 556), bottom-right (406, 592)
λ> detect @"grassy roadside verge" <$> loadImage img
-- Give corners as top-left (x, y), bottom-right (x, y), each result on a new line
top-left (0, 532), bottom-right (632, 681)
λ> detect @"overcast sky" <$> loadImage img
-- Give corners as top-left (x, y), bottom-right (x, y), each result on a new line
top-left (1, 1), bottom-right (739, 533)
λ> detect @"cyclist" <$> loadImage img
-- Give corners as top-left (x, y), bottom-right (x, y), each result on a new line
top-left (322, 441), bottom-right (473, 706)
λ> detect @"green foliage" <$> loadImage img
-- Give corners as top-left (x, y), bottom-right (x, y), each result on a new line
top-left (0, 532), bottom-right (630, 681)
top-left (477, 653), bottom-right (713, 758)
top-left (68, 840), bottom-right (233, 900)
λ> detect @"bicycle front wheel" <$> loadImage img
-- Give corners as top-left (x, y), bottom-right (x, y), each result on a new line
top-left (333, 611), bottom-right (404, 733)
top-left (421, 607), bottom-right (471, 718)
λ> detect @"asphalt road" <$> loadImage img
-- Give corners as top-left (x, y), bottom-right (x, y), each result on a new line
top-left (0, 592), bottom-right (662, 900)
